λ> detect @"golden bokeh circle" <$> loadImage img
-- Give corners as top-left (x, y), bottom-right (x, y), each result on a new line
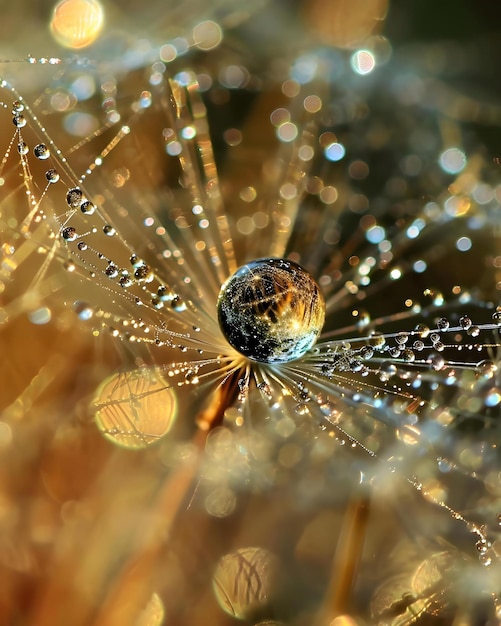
top-left (92, 368), bottom-right (177, 449)
top-left (50, 0), bottom-right (105, 49)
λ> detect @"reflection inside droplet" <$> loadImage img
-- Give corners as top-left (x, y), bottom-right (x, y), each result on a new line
top-left (217, 258), bottom-right (325, 363)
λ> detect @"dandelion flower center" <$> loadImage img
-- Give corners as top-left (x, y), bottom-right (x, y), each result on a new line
top-left (217, 258), bottom-right (325, 363)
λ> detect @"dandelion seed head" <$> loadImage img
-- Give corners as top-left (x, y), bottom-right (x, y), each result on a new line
top-left (1, 22), bottom-right (501, 621)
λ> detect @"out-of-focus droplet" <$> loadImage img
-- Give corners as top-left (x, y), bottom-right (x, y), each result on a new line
top-left (204, 486), bottom-right (237, 518)
top-left (439, 147), bottom-right (467, 174)
top-left (412, 551), bottom-right (458, 606)
top-left (73, 300), bottom-right (94, 321)
top-left (351, 49), bottom-right (376, 75)
top-left (213, 546), bottom-right (280, 619)
top-left (50, 0), bottom-right (105, 50)
top-left (192, 20), bottom-right (223, 51)
top-left (305, 0), bottom-right (388, 49)
top-left (476, 360), bottom-right (497, 380)
top-left (28, 307), bottom-right (52, 325)
top-left (92, 368), bottom-right (177, 449)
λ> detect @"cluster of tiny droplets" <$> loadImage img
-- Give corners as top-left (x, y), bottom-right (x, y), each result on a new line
top-left (1, 46), bottom-right (501, 621)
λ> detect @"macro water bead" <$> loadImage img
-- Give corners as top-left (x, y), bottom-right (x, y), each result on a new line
top-left (217, 258), bottom-right (325, 363)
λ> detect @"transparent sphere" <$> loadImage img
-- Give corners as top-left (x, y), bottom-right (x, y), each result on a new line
top-left (50, 0), bottom-right (105, 49)
top-left (212, 546), bottom-right (280, 619)
top-left (217, 258), bottom-right (325, 363)
top-left (92, 368), bottom-right (177, 449)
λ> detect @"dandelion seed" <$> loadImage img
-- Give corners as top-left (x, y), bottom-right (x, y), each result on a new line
top-left (1, 30), bottom-right (501, 624)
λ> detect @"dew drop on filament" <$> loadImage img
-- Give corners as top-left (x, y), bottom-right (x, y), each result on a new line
top-left (66, 188), bottom-right (83, 208)
top-left (217, 258), bottom-right (325, 363)
top-left (46, 169), bottom-right (60, 183)
top-left (33, 143), bottom-right (50, 160)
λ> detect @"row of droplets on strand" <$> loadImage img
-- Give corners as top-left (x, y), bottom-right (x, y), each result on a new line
top-left (1, 63), bottom-right (501, 608)
top-left (1, 76), bottom-right (238, 352)
top-left (2, 67), bottom-right (501, 436)
top-left (1, 67), bottom-right (500, 411)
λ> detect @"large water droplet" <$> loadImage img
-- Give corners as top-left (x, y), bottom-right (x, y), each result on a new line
top-left (218, 258), bottom-right (325, 363)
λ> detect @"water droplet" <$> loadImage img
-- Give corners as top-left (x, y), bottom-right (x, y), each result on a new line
top-left (184, 370), bottom-right (199, 384)
top-left (485, 387), bottom-right (501, 407)
top-left (28, 307), bottom-right (52, 325)
top-left (119, 274), bottom-right (133, 288)
top-left (414, 324), bottom-right (430, 338)
top-left (93, 368), bottom-right (177, 449)
top-left (17, 142), bottom-right (28, 155)
top-left (217, 258), bottom-right (325, 363)
top-left (134, 264), bottom-right (153, 282)
top-left (62, 226), bottom-right (77, 241)
top-left (105, 263), bottom-right (119, 278)
top-left (157, 285), bottom-right (173, 301)
top-left (459, 315), bottom-right (472, 330)
top-left (171, 296), bottom-right (186, 312)
top-left (359, 345), bottom-right (374, 359)
top-left (212, 547), bottom-right (280, 619)
top-left (467, 325), bottom-right (480, 337)
top-left (66, 187), bottom-right (83, 207)
top-left (103, 224), bottom-right (115, 236)
top-left (395, 332), bottom-right (409, 344)
top-left (46, 168), bottom-right (60, 183)
top-left (205, 486), bottom-right (236, 518)
top-left (370, 332), bottom-right (386, 349)
top-left (73, 300), bottom-right (93, 320)
top-left (429, 354), bottom-right (445, 371)
top-left (475, 540), bottom-right (488, 554)
top-left (33, 143), bottom-right (50, 160)
top-left (379, 361), bottom-right (397, 381)
top-left (80, 200), bottom-right (95, 214)
top-left (401, 348), bottom-right (415, 362)
top-left (51, 0), bottom-right (105, 50)
top-left (436, 317), bottom-right (450, 330)
top-left (13, 114), bottom-right (26, 128)
top-left (476, 360), bottom-right (497, 380)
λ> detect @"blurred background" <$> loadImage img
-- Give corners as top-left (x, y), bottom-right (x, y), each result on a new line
top-left (1, 1), bottom-right (501, 625)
